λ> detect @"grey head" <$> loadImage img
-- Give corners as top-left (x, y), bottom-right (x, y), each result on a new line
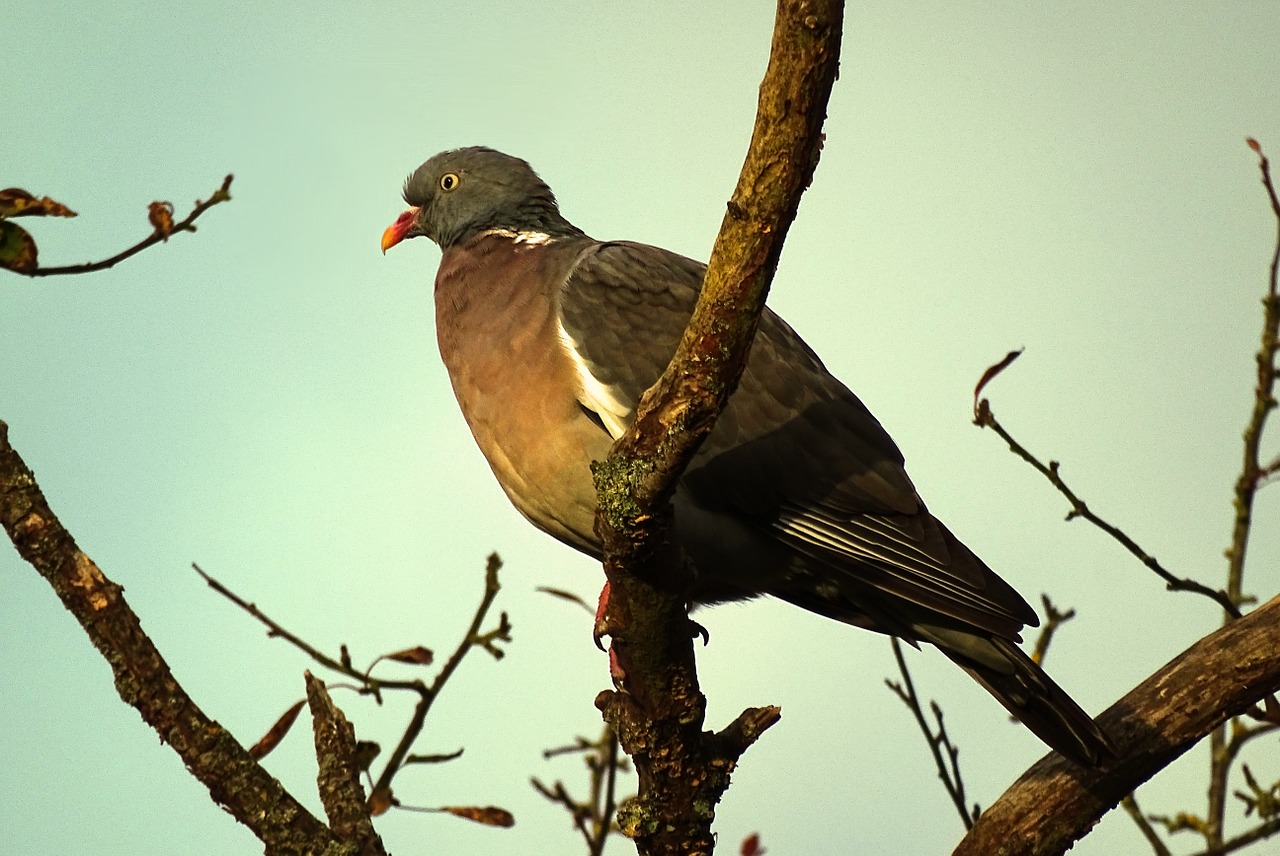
top-left (384, 147), bottom-right (584, 252)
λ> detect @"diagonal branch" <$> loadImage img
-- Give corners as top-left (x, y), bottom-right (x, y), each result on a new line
top-left (951, 593), bottom-right (1280, 856)
top-left (973, 396), bottom-right (1242, 618)
top-left (0, 420), bottom-right (354, 855)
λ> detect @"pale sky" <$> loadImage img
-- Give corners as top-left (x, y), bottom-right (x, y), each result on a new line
top-left (4, 2), bottom-right (1278, 854)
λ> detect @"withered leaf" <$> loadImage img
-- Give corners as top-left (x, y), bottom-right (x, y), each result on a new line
top-left (535, 585), bottom-right (593, 614)
top-left (368, 785), bottom-right (395, 816)
top-left (741, 832), bottom-right (767, 856)
top-left (0, 188), bottom-right (77, 219)
top-left (247, 699), bottom-right (305, 760)
top-left (0, 220), bottom-right (38, 274)
top-left (353, 740), bottom-right (381, 773)
top-left (148, 201), bottom-right (175, 240)
top-left (441, 805), bottom-right (516, 828)
top-left (386, 645), bottom-right (434, 666)
top-left (973, 348), bottom-right (1024, 412)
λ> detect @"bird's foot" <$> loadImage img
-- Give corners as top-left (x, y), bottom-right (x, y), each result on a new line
top-left (592, 580), bottom-right (612, 651)
top-left (689, 617), bottom-right (710, 646)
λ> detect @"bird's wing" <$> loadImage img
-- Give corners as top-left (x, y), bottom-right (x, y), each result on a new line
top-left (556, 240), bottom-right (1035, 635)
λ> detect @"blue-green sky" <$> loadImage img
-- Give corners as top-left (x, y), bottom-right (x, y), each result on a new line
top-left (4, 2), bottom-right (1278, 854)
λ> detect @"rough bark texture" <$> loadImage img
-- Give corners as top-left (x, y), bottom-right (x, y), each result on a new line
top-left (591, 2), bottom-right (844, 854)
top-left (953, 593), bottom-right (1280, 856)
top-left (0, 419), bottom-right (372, 856)
top-left (307, 673), bottom-right (384, 853)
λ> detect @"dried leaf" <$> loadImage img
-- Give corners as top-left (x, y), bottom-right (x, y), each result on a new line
top-left (0, 188), bottom-right (77, 218)
top-left (339, 644), bottom-right (352, 670)
top-left (535, 585), bottom-right (593, 614)
top-left (386, 645), bottom-right (434, 666)
top-left (1247, 137), bottom-right (1261, 154)
top-left (741, 833), bottom-right (767, 856)
top-left (148, 201), bottom-right (175, 240)
top-left (0, 220), bottom-right (38, 273)
top-left (440, 805), bottom-right (516, 828)
top-left (368, 785), bottom-right (395, 816)
top-left (353, 740), bottom-right (381, 772)
top-left (248, 699), bottom-right (305, 760)
top-left (973, 348), bottom-right (1024, 412)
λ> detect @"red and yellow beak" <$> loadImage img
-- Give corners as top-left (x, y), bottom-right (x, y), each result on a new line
top-left (381, 207), bottom-right (419, 253)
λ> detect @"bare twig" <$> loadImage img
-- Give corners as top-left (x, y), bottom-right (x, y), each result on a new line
top-left (972, 396), bottom-right (1242, 618)
top-left (198, 554), bottom-right (509, 820)
top-left (1186, 817), bottom-right (1280, 856)
top-left (1028, 594), bottom-right (1076, 667)
top-left (369, 553), bottom-right (508, 808)
top-left (534, 724), bottom-right (629, 855)
top-left (26, 174), bottom-right (233, 277)
top-left (1121, 794), bottom-right (1173, 856)
top-left (1206, 138), bottom-right (1280, 853)
top-left (885, 638), bottom-right (978, 829)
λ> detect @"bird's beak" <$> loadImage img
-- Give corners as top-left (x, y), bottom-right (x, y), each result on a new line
top-left (381, 207), bottom-right (419, 254)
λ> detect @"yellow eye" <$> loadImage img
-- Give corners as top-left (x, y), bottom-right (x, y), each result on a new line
top-left (439, 173), bottom-right (460, 191)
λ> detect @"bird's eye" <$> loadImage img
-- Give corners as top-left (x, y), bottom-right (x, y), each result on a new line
top-left (439, 173), bottom-right (460, 192)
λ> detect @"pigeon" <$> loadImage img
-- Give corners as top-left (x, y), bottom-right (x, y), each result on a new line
top-left (381, 146), bottom-right (1113, 766)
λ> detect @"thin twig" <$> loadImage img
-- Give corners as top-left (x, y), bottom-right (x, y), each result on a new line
top-left (370, 552), bottom-right (507, 804)
top-left (972, 399), bottom-right (1242, 619)
top-left (1028, 594), bottom-right (1076, 666)
top-left (589, 729), bottom-right (621, 856)
top-left (197, 554), bottom-right (508, 816)
top-left (885, 638), bottom-right (977, 829)
top-left (534, 724), bottom-right (627, 855)
top-left (1121, 794), bottom-right (1174, 856)
top-left (28, 174), bottom-right (233, 277)
top-left (1187, 817), bottom-right (1280, 856)
top-left (1207, 138), bottom-right (1280, 852)
top-left (193, 562), bottom-right (423, 699)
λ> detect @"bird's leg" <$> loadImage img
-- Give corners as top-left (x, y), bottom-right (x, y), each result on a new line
top-left (593, 580), bottom-right (612, 651)
top-left (689, 615), bottom-right (710, 646)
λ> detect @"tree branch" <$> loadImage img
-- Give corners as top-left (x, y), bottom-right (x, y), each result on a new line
top-left (591, 2), bottom-right (843, 853)
top-left (25, 174), bottom-right (233, 277)
top-left (0, 420), bottom-right (354, 855)
top-left (306, 672), bottom-right (384, 849)
top-left (952, 593), bottom-right (1280, 856)
top-left (973, 395), bottom-right (1242, 618)
top-left (885, 638), bottom-right (978, 830)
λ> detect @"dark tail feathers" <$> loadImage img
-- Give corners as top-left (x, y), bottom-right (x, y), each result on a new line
top-left (929, 630), bottom-right (1116, 767)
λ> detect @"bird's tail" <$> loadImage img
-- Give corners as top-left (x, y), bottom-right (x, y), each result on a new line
top-left (922, 626), bottom-right (1116, 767)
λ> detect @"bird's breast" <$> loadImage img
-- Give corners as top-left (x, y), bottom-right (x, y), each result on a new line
top-left (434, 234), bottom-right (610, 554)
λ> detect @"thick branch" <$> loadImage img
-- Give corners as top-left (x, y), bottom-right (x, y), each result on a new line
top-left (0, 420), bottom-right (350, 855)
top-left (591, 2), bottom-right (842, 854)
top-left (306, 672), bottom-right (383, 849)
top-left (952, 593), bottom-right (1280, 856)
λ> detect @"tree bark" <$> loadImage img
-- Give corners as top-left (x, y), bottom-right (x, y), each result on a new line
top-left (592, 2), bottom-right (844, 854)
top-left (0, 420), bottom-right (376, 856)
top-left (953, 593), bottom-right (1280, 856)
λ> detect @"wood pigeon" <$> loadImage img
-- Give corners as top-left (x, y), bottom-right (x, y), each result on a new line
top-left (382, 146), bottom-right (1114, 766)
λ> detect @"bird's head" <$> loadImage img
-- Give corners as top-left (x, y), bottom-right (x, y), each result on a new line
top-left (381, 147), bottom-right (578, 253)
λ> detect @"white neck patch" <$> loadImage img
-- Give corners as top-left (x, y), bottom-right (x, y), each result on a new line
top-left (482, 227), bottom-right (554, 246)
